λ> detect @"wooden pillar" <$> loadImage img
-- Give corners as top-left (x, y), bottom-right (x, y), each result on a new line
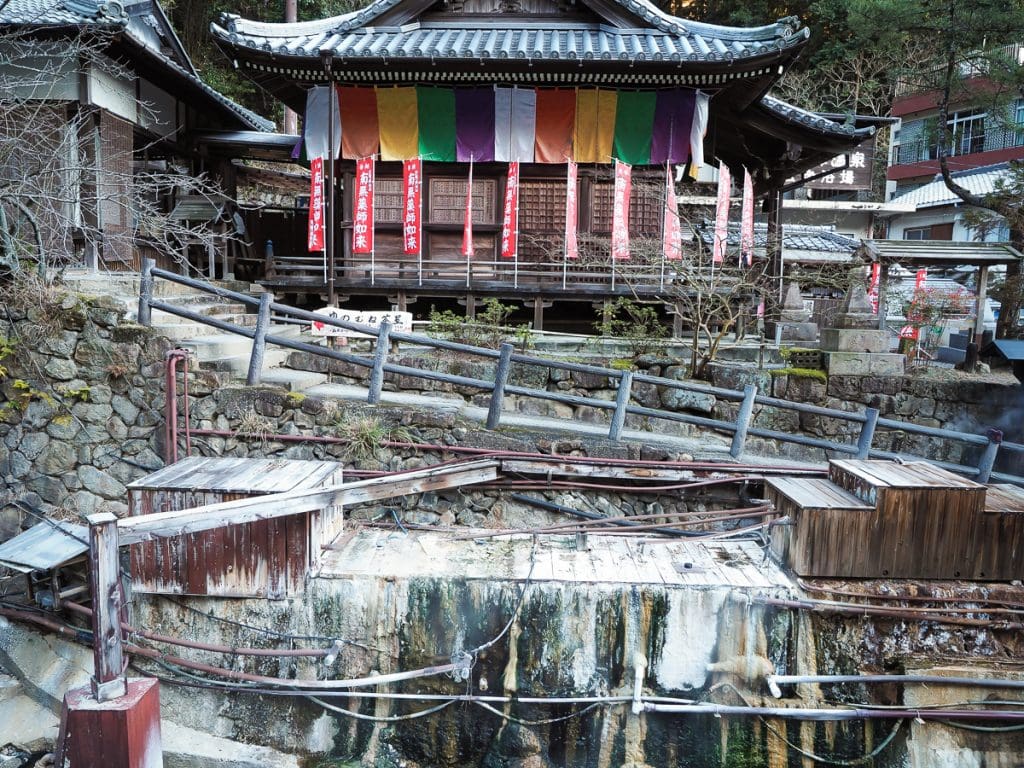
top-left (974, 264), bottom-right (989, 340)
top-left (64, 679), bottom-right (163, 768)
top-left (526, 299), bottom-right (552, 331)
top-left (61, 512), bottom-right (163, 767)
top-left (764, 186), bottom-right (783, 321)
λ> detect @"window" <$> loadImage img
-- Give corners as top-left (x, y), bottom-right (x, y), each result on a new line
top-left (1015, 99), bottom-right (1024, 146)
top-left (948, 108), bottom-right (986, 156)
top-left (903, 223), bottom-right (953, 240)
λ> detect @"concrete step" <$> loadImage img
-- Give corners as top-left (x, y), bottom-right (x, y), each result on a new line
top-left (197, 348), bottom-right (293, 375)
top-left (257, 368), bottom-right (328, 392)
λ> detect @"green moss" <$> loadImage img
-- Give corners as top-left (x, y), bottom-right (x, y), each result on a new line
top-left (769, 367), bottom-right (827, 383)
top-left (59, 385), bottom-right (91, 402)
top-left (285, 391), bottom-right (307, 407)
top-left (609, 358), bottom-right (635, 371)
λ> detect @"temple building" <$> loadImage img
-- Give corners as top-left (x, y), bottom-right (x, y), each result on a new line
top-left (212, 0), bottom-right (875, 328)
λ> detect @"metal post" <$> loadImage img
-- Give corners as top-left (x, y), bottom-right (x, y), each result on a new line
top-left (88, 512), bottom-right (126, 702)
top-left (977, 428), bottom-right (1003, 484)
top-left (729, 384), bottom-right (758, 459)
top-left (367, 320), bottom-right (392, 405)
top-left (322, 51), bottom-right (337, 308)
top-left (138, 257), bottom-right (154, 326)
top-left (608, 370), bottom-right (633, 441)
top-left (486, 343), bottom-right (514, 430)
top-left (246, 292), bottom-right (273, 386)
top-left (856, 407), bottom-right (880, 459)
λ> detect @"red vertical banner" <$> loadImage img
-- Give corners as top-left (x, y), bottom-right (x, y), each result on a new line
top-left (740, 167), bottom-right (754, 266)
top-left (352, 156), bottom-right (375, 255)
top-left (500, 161), bottom-right (520, 259)
top-left (868, 262), bottom-right (881, 313)
top-left (402, 158), bottom-right (421, 255)
top-left (307, 156), bottom-right (325, 252)
top-left (564, 160), bottom-right (579, 260)
top-left (462, 158), bottom-right (474, 257)
top-left (712, 161), bottom-right (731, 264)
top-left (611, 159), bottom-right (631, 261)
top-left (663, 165), bottom-right (681, 261)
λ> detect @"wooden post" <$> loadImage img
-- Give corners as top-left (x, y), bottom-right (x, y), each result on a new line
top-left (729, 384), bottom-right (758, 459)
top-left (367, 319), bottom-right (392, 405)
top-left (88, 512), bottom-right (126, 702)
top-left (138, 258), bottom-right (154, 327)
top-left (974, 264), bottom-right (990, 340)
top-left (486, 343), bottom-right (514, 430)
top-left (246, 292), bottom-right (273, 386)
top-left (608, 370), bottom-right (633, 441)
top-left (856, 407), bottom-right (879, 459)
top-left (977, 428), bottom-right (1003, 484)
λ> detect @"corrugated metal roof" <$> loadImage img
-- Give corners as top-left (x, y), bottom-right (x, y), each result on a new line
top-left (0, 0), bottom-right (274, 132)
top-left (862, 239), bottom-right (1023, 266)
top-left (890, 163), bottom-right (1010, 209)
top-left (0, 520), bottom-right (89, 572)
top-left (697, 222), bottom-right (860, 256)
top-left (214, 0), bottom-right (809, 64)
top-left (985, 339), bottom-right (1024, 361)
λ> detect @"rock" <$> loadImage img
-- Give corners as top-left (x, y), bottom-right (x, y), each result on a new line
top-left (43, 358), bottom-right (77, 381)
top-left (39, 442), bottom-right (76, 474)
top-left (70, 402), bottom-right (113, 425)
top-left (105, 416), bottom-right (128, 441)
top-left (77, 466), bottom-right (126, 500)
top-left (68, 491), bottom-right (100, 517)
top-left (18, 432), bottom-right (48, 461)
top-left (660, 387), bottom-right (716, 414)
top-left (110, 394), bottom-right (140, 424)
top-left (25, 476), bottom-right (65, 505)
top-left (405, 511), bottom-right (441, 526)
top-left (482, 723), bottom-right (547, 768)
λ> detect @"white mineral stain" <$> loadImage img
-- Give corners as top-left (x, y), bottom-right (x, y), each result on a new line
top-left (654, 588), bottom-right (727, 690)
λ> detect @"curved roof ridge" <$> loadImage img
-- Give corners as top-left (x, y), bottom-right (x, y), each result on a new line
top-left (218, 0), bottom-right (808, 45)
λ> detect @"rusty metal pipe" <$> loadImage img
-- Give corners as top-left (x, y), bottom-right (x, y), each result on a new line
top-left (61, 601), bottom-right (333, 658)
top-left (756, 596), bottom-right (1024, 630)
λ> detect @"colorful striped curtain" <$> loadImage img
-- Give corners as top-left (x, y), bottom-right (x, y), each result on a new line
top-left (418, 87), bottom-right (456, 162)
top-left (534, 88), bottom-right (576, 164)
top-left (651, 89), bottom-right (695, 165)
top-left (574, 89), bottom-right (617, 164)
top-left (612, 91), bottom-right (656, 165)
top-left (376, 87), bottom-right (419, 161)
top-left (312, 86), bottom-right (704, 166)
top-left (339, 87), bottom-right (379, 160)
top-left (455, 88), bottom-right (495, 162)
top-left (494, 87), bottom-right (536, 163)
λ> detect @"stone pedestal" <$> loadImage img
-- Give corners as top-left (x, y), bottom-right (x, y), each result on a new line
top-left (820, 285), bottom-right (904, 377)
top-left (823, 351), bottom-right (905, 377)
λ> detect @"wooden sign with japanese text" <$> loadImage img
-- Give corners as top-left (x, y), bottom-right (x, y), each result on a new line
top-left (310, 308), bottom-right (413, 337)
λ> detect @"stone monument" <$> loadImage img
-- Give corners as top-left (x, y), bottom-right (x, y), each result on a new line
top-left (820, 283), bottom-right (905, 376)
top-left (776, 282), bottom-right (818, 342)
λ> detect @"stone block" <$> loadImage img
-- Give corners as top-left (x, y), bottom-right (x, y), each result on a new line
top-left (820, 328), bottom-right (891, 354)
top-left (778, 322), bottom-right (818, 343)
top-left (824, 352), bottom-right (905, 377)
top-left (660, 386), bottom-right (716, 414)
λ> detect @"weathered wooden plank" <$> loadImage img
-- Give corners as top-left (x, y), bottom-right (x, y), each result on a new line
top-left (500, 459), bottom-right (702, 482)
top-left (88, 513), bottom-right (125, 701)
top-left (119, 460), bottom-right (499, 545)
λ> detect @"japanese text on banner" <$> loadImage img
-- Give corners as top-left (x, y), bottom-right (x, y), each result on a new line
top-left (565, 160), bottom-right (579, 259)
top-left (500, 161), bottom-right (520, 259)
top-left (611, 159), bottom-right (631, 260)
top-left (740, 167), bottom-right (754, 267)
top-left (712, 162), bottom-right (731, 264)
top-left (402, 158), bottom-right (421, 255)
top-left (307, 157), bottom-right (325, 252)
top-left (663, 165), bottom-right (681, 261)
top-left (353, 156), bottom-right (375, 255)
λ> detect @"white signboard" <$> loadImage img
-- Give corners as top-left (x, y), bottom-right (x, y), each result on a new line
top-left (310, 308), bottom-right (413, 338)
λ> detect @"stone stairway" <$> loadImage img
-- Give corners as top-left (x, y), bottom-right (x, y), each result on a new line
top-left (61, 269), bottom-right (326, 387)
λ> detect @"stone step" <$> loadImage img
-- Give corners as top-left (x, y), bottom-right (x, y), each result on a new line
top-left (153, 318), bottom-right (256, 340)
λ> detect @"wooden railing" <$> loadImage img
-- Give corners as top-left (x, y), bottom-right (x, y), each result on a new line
top-left (138, 258), bottom-right (1022, 486)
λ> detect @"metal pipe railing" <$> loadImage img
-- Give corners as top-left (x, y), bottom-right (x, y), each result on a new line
top-left (137, 258), bottom-right (1023, 486)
